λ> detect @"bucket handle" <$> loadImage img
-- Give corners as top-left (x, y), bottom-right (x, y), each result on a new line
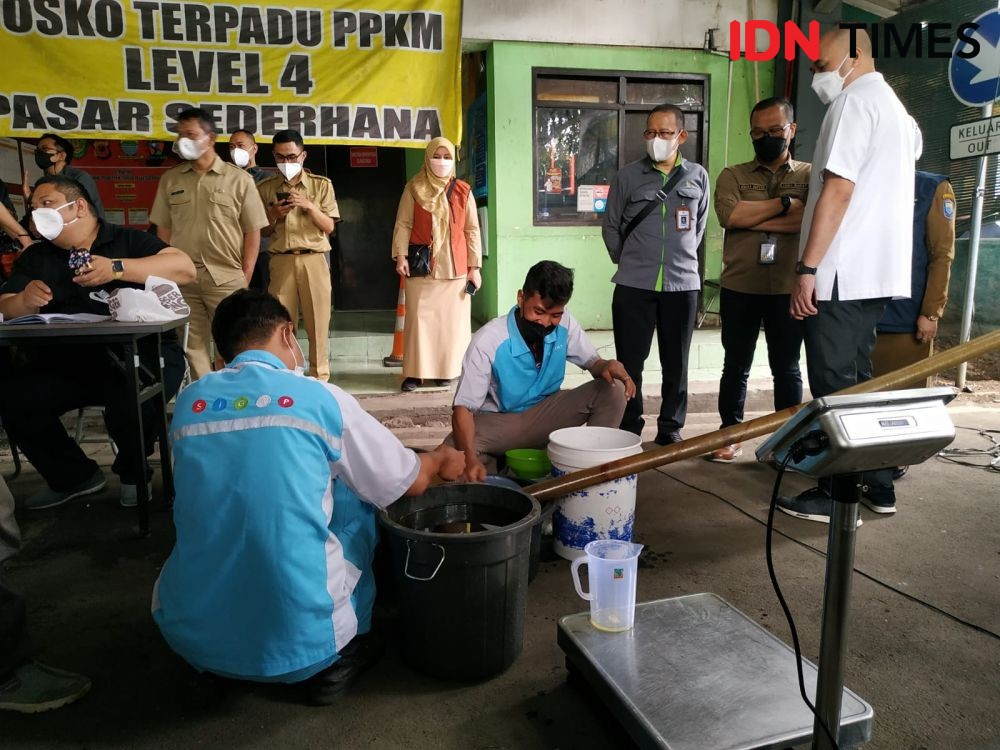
top-left (404, 539), bottom-right (446, 581)
top-left (570, 557), bottom-right (592, 601)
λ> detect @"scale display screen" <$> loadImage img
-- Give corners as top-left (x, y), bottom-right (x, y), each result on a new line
top-left (878, 417), bottom-right (913, 428)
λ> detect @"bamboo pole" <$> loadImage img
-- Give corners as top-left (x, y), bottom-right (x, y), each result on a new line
top-left (527, 328), bottom-right (1000, 503)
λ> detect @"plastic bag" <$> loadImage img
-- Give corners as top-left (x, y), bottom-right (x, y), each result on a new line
top-left (108, 276), bottom-right (190, 322)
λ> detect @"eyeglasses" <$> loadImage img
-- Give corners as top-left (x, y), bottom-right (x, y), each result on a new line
top-left (750, 124), bottom-right (791, 140)
top-left (274, 152), bottom-right (303, 163)
top-left (643, 129), bottom-right (679, 140)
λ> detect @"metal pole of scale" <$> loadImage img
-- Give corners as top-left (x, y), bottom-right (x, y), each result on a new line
top-left (956, 102), bottom-right (994, 391)
top-left (812, 474), bottom-right (862, 750)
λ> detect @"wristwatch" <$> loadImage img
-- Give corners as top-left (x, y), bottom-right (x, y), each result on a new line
top-left (795, 261), bottom-right (817, 275)
top-left (778, 195), bottom-right (792, 216)
top-left (111, 259), bottom-right (125, 281)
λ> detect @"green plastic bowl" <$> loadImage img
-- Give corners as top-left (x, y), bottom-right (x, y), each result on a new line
top-left (505, 448), bottom-right (552, 480)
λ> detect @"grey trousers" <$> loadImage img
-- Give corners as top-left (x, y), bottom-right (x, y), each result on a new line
top-left (0, 475), bottom-right (31, 680)
top-left (449, 379), bottom-right (628, 457)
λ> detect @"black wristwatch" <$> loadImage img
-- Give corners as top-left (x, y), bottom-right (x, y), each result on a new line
top-left (778, 195), bottom-right (792, 216)
top-left (795, 261), bottom-right (817, 275)
top-left (111, 259), bottom-right (125, 280)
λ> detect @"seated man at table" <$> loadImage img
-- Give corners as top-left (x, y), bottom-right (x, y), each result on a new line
top-left (0, 175), bottom-right (196, 509)
top-left (153, 289), bottom-right (464, 705)
top-left (450, 260), bottom-right (635, 482)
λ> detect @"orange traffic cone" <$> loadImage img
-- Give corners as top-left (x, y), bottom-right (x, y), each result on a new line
top-left (383, 276), bottom-right (405, 367)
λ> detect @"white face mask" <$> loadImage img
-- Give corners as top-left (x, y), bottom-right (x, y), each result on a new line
top-left (429, 157), bottom-right (453, 178)
top-left (231, 147), bottom-right (251, 168)
top-left (33, 201), bottom-right (79, 241)
top-left (646, 136), bottom-right (678, 163)
top-left (176, 136), bottom-right (207, 161)
top-left (284, 328), bottom-right (306, 375)
top-left (278, 162), bottom-right (302, 181)
top-left (811, 55), bottom-right (852, 105)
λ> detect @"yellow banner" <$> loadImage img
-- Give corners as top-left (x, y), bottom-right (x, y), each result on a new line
top-left (0, 0), bottom-right (462, 147)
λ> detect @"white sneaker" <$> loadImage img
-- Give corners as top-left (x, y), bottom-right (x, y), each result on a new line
top-left (119, 481), bottom-right (153, 508)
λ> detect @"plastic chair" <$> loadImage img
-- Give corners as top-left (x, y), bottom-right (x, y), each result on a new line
top-left (0, 420), bottom-right (22, 480)
top-left (698, 279), bottom-right (722, 328)
top-left (74, 406), bottom-right (118, 456)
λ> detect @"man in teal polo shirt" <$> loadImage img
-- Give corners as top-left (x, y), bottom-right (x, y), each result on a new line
top-left (450, 261), bottom-right (635, 482)
top-left (152, 289), bottom-right (463, 705)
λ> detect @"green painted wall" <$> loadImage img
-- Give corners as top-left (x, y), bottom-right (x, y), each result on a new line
top-left (481, 41), bottom-right (773, 328)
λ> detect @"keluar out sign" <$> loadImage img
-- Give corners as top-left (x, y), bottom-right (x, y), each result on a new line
top-left (729, 20), bottom-right (982, 61)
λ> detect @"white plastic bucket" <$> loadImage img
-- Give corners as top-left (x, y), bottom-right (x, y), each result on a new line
top-left (547, 426), bottom-right (642, 560)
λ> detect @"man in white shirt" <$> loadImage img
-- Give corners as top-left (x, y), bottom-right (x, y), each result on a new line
top-left (778, 28), bottom-right (915, 524)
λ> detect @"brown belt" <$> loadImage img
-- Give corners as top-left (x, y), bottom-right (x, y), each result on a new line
top-left (272, 248), bottom-right (323, 256)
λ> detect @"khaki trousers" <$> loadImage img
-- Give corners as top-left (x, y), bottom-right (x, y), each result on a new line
top-left (448, 379), bottom-right (627, 457)
top-left (269, 253), bottom-right (332, 381)
top-left (871, 332), bottom-right (934, 387)
top-left (182, 270), bottom-right (247, 380)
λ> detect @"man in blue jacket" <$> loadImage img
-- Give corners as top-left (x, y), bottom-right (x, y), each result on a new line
top-left (153, 289), bottom-right (463, 705)
top-left (450, 261), bottom-right (634, 482)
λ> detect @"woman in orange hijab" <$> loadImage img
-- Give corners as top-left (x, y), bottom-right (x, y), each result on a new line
top-left (392, 137), bottom-right (482, 391)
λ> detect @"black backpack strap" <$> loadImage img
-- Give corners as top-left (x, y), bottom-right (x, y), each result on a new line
top-left (621, 164), bottom-right (688, 244)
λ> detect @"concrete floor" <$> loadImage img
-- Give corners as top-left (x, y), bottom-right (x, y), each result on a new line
top-left (1, 400), bottom-right (999, 749)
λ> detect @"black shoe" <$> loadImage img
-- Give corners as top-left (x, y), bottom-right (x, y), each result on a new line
top-left (861, 484), bottom-right (897, 515)
top-left (776, 486), bottom-right (863, 527)
top-left (654, 431), bottom-right (683, 446)
top-left (434, 379), bottom-right (453, 387)
top-left (401, 378), bottom-right (420, 392)
top-left (891, 466), bottom-right (909, 481)
top-left (305, 633), bottom-right (384, 706)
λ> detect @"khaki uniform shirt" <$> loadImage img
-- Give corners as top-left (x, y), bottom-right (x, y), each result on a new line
top-left (258, 172), bottom-right (340, 254)
top-left (921, 180), bottom-right (956, 320)
top-left (714, 158), bottom-right (811, 295)
top-left (150, 155), bottom-right (269, 285)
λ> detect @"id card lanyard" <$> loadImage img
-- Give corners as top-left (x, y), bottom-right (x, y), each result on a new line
top-left (676, 204), bottom-right (691, 232)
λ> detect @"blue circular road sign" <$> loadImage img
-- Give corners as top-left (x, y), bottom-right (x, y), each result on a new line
top-left (950, 8), bottom-right (1000, 107)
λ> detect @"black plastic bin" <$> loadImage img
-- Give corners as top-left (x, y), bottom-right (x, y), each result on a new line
top-left (379, 482), bottom-right (540, 681)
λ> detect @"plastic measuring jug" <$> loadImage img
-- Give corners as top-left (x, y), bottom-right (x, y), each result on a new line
top-left (570, 539), bottom-right (644, 632)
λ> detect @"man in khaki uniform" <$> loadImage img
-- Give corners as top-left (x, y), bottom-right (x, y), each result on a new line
top-left (862, 172), bottom-right (957, 514)
top-left (151, 108), bottom-right (269, 379)
top-left (258, 129), bottom-right (339, 381)
top-left (711, 97), bottom-right (811, 461)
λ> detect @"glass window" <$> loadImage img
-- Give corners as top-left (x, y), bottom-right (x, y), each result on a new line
top-left (533, 71), bottom-right (707, 225)
top-left (536, 77), bottom-right (618, 104)
top-left (626, 81), bottom-right (705, 108)
top-left (536, 108), bottom-right (618, 223)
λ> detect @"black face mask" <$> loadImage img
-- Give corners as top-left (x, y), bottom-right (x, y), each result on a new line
top-left (33, 151), bottom-right (55, 171)
top-left (515, 309), bottom-right (556, 347)
top-left (752, 135), bottom-right (788, 163)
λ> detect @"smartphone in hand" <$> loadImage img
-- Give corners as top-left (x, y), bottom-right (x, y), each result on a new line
top-left (465, 280), bottom-right (477, 296)
top-left (276, 191), bottom-right (290, 204)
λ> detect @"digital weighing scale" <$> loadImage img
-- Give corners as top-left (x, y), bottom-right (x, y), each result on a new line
top-left (558, 388), bottom-right (958, 750)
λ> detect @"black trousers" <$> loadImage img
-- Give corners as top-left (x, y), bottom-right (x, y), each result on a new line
top-left (612, 284), bottom-right (698, 436)
top-left (802, 280), bottom-right (887, 399)
top-left (718, 288), bottom-right (804, 427)
top-left (804, 279), bottom-right (889, 494)
top-left (0, 344), bottom-right (185, 491)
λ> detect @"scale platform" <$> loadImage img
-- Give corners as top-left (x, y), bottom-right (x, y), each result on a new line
top-left (558, 594), bottom-right (874, 750)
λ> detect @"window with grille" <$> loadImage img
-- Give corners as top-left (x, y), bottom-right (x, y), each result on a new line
top-left (533, 70), bottom-right (709, 226)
